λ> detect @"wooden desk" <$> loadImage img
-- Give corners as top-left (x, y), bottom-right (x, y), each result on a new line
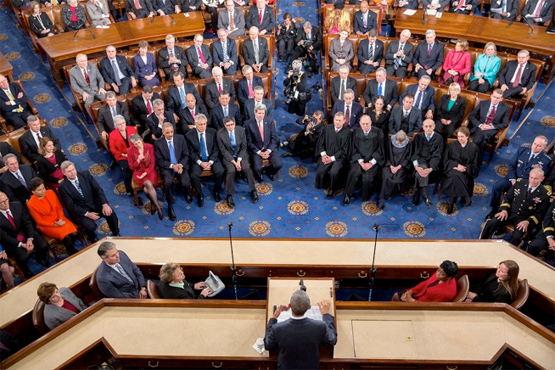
top-left (394, 10), bottom-right (555, 83)
top-left (37, 13), bottom-right (205, 87)
top-left (0, 52), bottom-right (14, 82)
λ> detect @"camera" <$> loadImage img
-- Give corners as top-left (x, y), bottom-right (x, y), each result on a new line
top-left (303, 116), bottom-right (316, 125)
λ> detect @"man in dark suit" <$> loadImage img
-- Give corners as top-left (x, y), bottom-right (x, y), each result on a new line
top-left (217, 116), bottom-right (258, 208)
top-left (331, 89), bottom-right (363, 130)
top-left (213, 29), bottom-right (239, 76)
top-left (468, 89), bottom-right (510, 153)
top-left (0, 192), bottom-right (50, 276)
top-left (179, 0), bottom-right (201, 12)
top-left (413, 29), bottom-right (444, 80)
top-left (290, 22), bottom-right (322, 73)
top-left (58, 161), bottom-right (119, 242)
top-left (0, 154), bottom-right (36, 205)
top-left (157, 34), bottom-right (188, 82)
top-left (185, 114), bottom-right (225, 206)
top-left (264, 290), bottom-right (337, 370)
top-left (353, 1), bottom-right (377, 36)
top-left (400, 75), bottom-right (435, 120)
top-left (281, 111), bottom-right (325, 160)
top-left (362, 67), bottom-right (398, 110)
top-left (490, 0), bottom-right (519, 20)
top-left (389, 94), bottom-right (422, 136)
top-left (396, 0), bottom-right (419, 8)
top-left (96, 241), bottom-right (147, 298)
top-left (384, 29), bottom-right (414, 78)
top-left (343, 114), bottom-right (385, 205)
top-left (480, 168), bottom-right (551, 247)
top-left (153, 0), bottom-right (180, 15)
top-left (0, 74), bottom-right (32, 129)
top-left (521, 0), bottom-right (555, 25)
top-left (211, 92), bottom-right (242, 130)
top-left (315, 112), bottom-right (352, 199)
top-left (186, 34), bottom-right (213, 79)
top-left (205, 67), bottom-right (237, 111)
top-left (330, 65), bottom-right (357, 106)
top-left (357, 30), bottom-right (383, 75)
top-left (20, 115), bottom-right (61, 163)
top-left (244, 86), bottom-right (273, 122)
top-left (180, 93), bottom-right (209, 134)
top-left (498, 50), bottom-right (537, 99)
top-left (125, 0), bottom-right (154, 19)
top-left (166, 72), bottom-right (203, 127)
top-left (486, 135), bottom-right (552, 219)
top-left (411, 119), bottom-right (443, 207)
top-left (99, 45), bottom-right (137, 96)
top-left (154, 122), bottom-right (192, 220)
top-left (0, 142), bottom-right (20, 176)
top-left (130, 85), bottom-right (160, 127)
top-left (218, 0), bottom-right (246, 37)
top-left (422, 0), bottom-right (449, 10)
top-left (237, 65), bottom-right (263, 111)
top-left (243, 27), bottom-right (270, 73)
top-left (245, 105), bottom-right (283, 182)
top-left (449, 0), bottom-right (476, 14)
top-left (97, 91), bottom-right (132, 143)
top-left (146, 99), bottom-right (177, 141)
top-left (245, 0), bottom-right (275, 34)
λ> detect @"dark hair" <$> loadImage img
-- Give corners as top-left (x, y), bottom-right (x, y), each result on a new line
top-left (334, 1), bottom-right (345, 9)
top-left (37, 282), bottom-right (57, 303)
top-left (283, 12), bottom-right (292, 21)
top-left (97, 241), bottom-right (116, 258)
top-left (440, 260), bottom-right (459, 278)
top-left (142, 85), bottom-right (153, 93)
top-left (28, 177), bottom-right (45, 192)
top-left (223, 116), bottom-right (235, 125)
top-left (290, 290), bottom-right (310, 315)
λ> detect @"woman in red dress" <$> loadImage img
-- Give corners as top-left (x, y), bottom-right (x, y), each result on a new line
top-left (27, 178), bottom-right (79, 255)
top-left (109, 116), bottom-right (137, 196)
top-left (127, 134), bottom-right (163, 219)
top-left (37, 137), bottom-right (66, 190)
top-left (440, 39), bottom-right (471, 88)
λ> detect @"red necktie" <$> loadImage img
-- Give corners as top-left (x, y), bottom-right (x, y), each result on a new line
top-left (259, 9), bottom-right (263, 24)
top-left (345, 105), bottom-right (350, 127)
top-left (486, 105), bottom-right (496, 125)
top-left (134, 0), bottom-right (141, 9)
top-left (198, 47), bottom-right (206, 64)
top-left (512, 65), bottom-right (523, 87)
top-left (83, 69), bottom-right (90, 86)
top-left (191, 109), bottom-right (195, 120)
top-left (534, 0), bottom-right (544, 17)
top-left (146, 100), bottom-right (152, 114)
top-left (6, 210), bottom-right (25, 242)
top-left (229, 10), bottom-right (234, 29)
top-left (37, 132), bottom-right (42, 140)
top-left (335, 128), bottom-right (339, 134)
top-left (258, 121), bottom-right (264, 141)
top-left (248, 80), bottom-right (254, 98)
top-left (170, 50), bottom-right (178, 72)
top-left (455, 0), bottom-right (464, 10)
top-left (218, 83), bottom-right (222, 93)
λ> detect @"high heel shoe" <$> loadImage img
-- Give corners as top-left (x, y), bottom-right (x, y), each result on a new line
top-left (150, 202), bottom-right (157, 215)
top-left (156, 206), bottom-right (163, 220)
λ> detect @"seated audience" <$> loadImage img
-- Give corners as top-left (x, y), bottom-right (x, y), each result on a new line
top-left (211, 92), bottom-right (242, 130)
top-left (109, 115), bottom-right (136, 196)
top-left (439, 39), bottom-right (471, 87)
top-left (396, 0), bottom-right (419, 8)
top-left (331, 65), bottom-right (357, 106)
top-left (0, 142), bottom-right (20, 177)
top-left (422, 0), bottom-right (449, 11)
top-left (133, 40), bottom-right (160, 88)
top-left (203, 0), bottom-right (224, 34)
top-left (329, 30), bottom-right (354, 72)
top-left (218, 0), bottom-right (246, 37)
top-left (377, 130), bottom-right (412, 210)
top-left (331, 89), bottom-right (363, 130)
top-left (520, 0), bottom-right (554, 25)
top-left (464, 260), bottom-right (519, 304)
top-left (467, 42), bottom-right (501, 94)
top-left (186, 34), bottom-right (213, 80)
top-left (490, 0), bottom-right (518, 21)
top-left (468, 88), bottom-right (510, 154)
top-left (69, 54), bottom-right (107, 118)
top-left (277, 13), bottom-right (297, 62)
top-left (37, 137), bottom-right (66, 190)
top-left (158, 262), bottom-right (211, 298)
top-left (146, 99), bottom-right (177, 141)
top-left (389, 94), bottom-right (422, 136)
top-left (281, 111), bottom-right (325, 160)
top-left (368, 96), bottom-right (390, 140)
top-left (290, 22), bottom-right (321, 75)
top-left (413, 29), bottom-right (444, 80)
top-left (205, 67), bottom-right (237, 111)
top-left (412, 120), bottom-right (443, 207)
top-left (97, 91), bottom-right (132, 143)
top-left (58, 161), bottom-right (120, 242)
top-left (62, 0), bottom-right (86, 31)
top-left (180, 93), bottom-right (209, 133)
top-left (244, 86), bottom-right (273, 122)
top-left (131, 85), bottom-right (160, 127)
top-left (153, 0), bottom-right (180, 15)
top-left (243, 27), bottom-right (270, 73)
top-left (238, 65), bottom-right (263, 111)
top-left (400, 76), bottom-right (435, 120)
top-left (442, 127), bottom-right (480, 214)
top-left (353, 1), bottom-right (377, 36)
top-left (27, 178), bottom-right (78, 255)
top-left (357, 30), bottom-right (383, 75)
top-left (40, 0), bottom-right (67, 7)
top-left (0, 248), bottom-right (15, 289)
top-left (363, 67), bottom-right (397, 110)
top-left (20, 115), bottom-right (61, 163)
top-left (0, 154), bottom-right (36, 204)
top-left (246, 0), bottom-right (275, 34)
top-left (434, 82), bottom-right (466, 142)
top-left (100, 46), bottom-right (138, 95)
top-left (125, 0), bottom-right (154, 19)
top-left (37, 282), bottom-right (87, 330)
top-left (28, 1), bottom-right (56, 38)
top-left (498, 50), bottom-right (537, 99)
top-left (0, 74), bottom-right (33, 130)
top-left (323, 1), bottom-right (352, 34)
top-left (167, 71), bottom-right (204, 125)
top-left (86, 0), bottom-right (111, 28)
top-left (96, 241), bottom-right (147, 298)
top-left (384, 29), bottom-right (414, 78)
top-left (158, 34), bottom-right (188, 82)
top-left (213, 29), bottom-right (239, 76)
top-left (527, 201), bottom-right (555, 265)
top-left (392, 260), bottom-right (459, 302)
top-left (449, 0), bottom-right (476, 13)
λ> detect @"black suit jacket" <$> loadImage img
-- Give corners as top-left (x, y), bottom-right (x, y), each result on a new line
top-left (180, 104), bottom-right (209, 133)
top-left (245, 5), bottom-right (276, 33)
top-left (28, 12), bottom-right (55, 37)
top-left (20, 126), bottom-right (61, 163)
top-left (498, 61), bottom-right (537, 90)
top-left (389, 106), bottom-right (423, 135)
top-left (295, 28), bottom-right (322, 50)
top-left (130, 92), bottom-right (160, 126)
top-left (244, 117), bottom-right (279, 154)
top-left (166, 83), bottom-right (204, 116)
top-left (413, 42), bottom-right (444, 72)
top-left (99, 56), bottom-right (137, 87)
top-left (331, 100), bottom-right (363, 130)
top-left (97, 102), bottom-right (131, 135)
top-left (0, 165), bottom-right (36, 204)
top-left (146, 111), bottom-right (177, 139)
top-left (153, 0), bottom-right (178, 14)
top-left (363, 78), bottom-right (398, 108)
top-left (384, 40), bottom-right (414, 68)
top-left (96, 250), bottom-right (146, 298)
top-left (237, 76), bottom-right (263, 107)
top-left (212, 39), bottom-right (239, 68)
top-left (186, 44), bottom-right (213, 75)
top-left (330, 77), bottom-right (358, 106)
top-left (157, 46), bottom-right (188, 79)
top-left (434, 95), bottom-right (466, 126)
top-left (0, 82), bottom-right (30, 123)
top-left (37, 150), bottom-right (66, 184)
top-left (353, 10), bottom-right (377, 34)
top-left (217, 126), bottom-right (249, 163)
top-left (521, 0), bottom-right (555, 23)
top-left (205, 78), bottom-right (237, 110)
top-left (357, 39), bottom-right (384, 74)
top-left (0, 201), bottom-right (36, 254)
top-left (179, 0), bottom-right (201, 11)
top-left (154, 133), bottom-right (189, 170)
top-left (242, 38), bottom-right (270, 69)
top-left (185, 127), bottom-right (221, 165)
top-left (58, 171), bottom-right (109, 219)
top-left (0, 142), bottom-right (21, 171)
top-left (210, 103), bottom-right (242, 130)
top-left (468, 100), bottom-right (510, 131)
top-left (244, 98), bottom-right (273, 122)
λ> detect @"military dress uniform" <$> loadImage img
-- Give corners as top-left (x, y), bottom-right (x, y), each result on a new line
top-left (527, 201), bottom-right (555, 258)
top-left (480, 178), bottom-right (551, 247)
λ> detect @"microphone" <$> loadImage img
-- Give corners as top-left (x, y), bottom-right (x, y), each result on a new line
top-left (73, 27), bottom-right (96, 42)
top-left (169, 14), bottom-right (176, 25)
top-left (508, 20), bottom-right (514, 26)
top-left (521, 15), bottom-right (535, 36)
top-left (422, 9), bottom-right (428, 24)
top-left (299, 278), bottom-right (306, 292)
top-left (87, 27), bottom-right (97, 39)
top-left (227, 222), bottom-right (233, 229)
top-left (151, 16), bottom-right (155, 23)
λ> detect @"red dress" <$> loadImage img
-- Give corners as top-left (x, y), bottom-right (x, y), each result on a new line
top-left (109, 126), bottom-right (137, 161)
top-left (440, 50), bottom-right (471, 87)
top-left (27, 190), bottom-right (77, 240)
top-left (410, 274), bottom-right (457, 302)
top-left (127, 143), bottom-right (159, 187)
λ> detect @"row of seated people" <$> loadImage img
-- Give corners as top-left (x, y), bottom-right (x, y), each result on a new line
top-left (0, 75), bottom-right (41, 134)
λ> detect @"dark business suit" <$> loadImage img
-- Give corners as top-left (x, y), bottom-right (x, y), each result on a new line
top-left (212, 39), bottom-right (239, 76)
top-left (180, 104), bottom-right (209, 133)
top-left (58, 171), bottom-right (119, 242)
top-left (217, 126), bottom-right (256, 195)
top-left (357, 39), bottom-right (384, 75)
top-left (389, 106), bottom-right (422, 136)
top-left (330, 76), bottom-right (357, 106)
top-left (433, 95), bottom-right (466, 140)
top-left (0, 142), bottom-right (20, 173)
top-left (0, 82), bottom-right (32, 129)
top-left (353, 10), bottom-right (377, 35)
top-left (244, 98), bottom-right (273, 122)
top-left (20, 126), bottom-right (61, 163)
top-left (210, 103), bottom-right (242, 130)
top-left (400, 83), bottom-right (436, 118)
top-left (157, 46), bottom-right (188, 82)
top-left (0, 165), bottom-right (36, 205)
top-left (245, 5), bottom-right (276, 33)
top-left (498, 61), bottom-right (537, 99)
top-left (0, 201), bottom-right (49, 277)
top-left (363, 78), bottom-right (398, 109)
top-left (96, 250), bottom-right (146, 298)
top-left (264, 314), bottom-right (337, 370)
top-left (521, 0), bottom-right (555, 25)
top-left (146, 111), bottom-right (177, 140)
top-left (237, 76), bottom-right (263, 109)
top-left (37, 150), bottom-right (67, 185)
top-left (449, 0), bottom-right (477, 14)
top-left (179, 0), bottom-right (201, 12)
top-left (468, 100), bottom-right (510, 152)
top-left (185, 128), bottom-right (224, 197)
top-left (154, 134), bottom-right (191, 204)
top-left (315, 125), bottom-right (352, 191)
top-left (243, 37), bottom-right (270, 73)
top-left (130, 92), bottom-right (160, 126)
top-left (384, 40), bottom-right (415, 78)
top-left (99, 56), bottom-right (137, 95)
top-left (331, 100), bottom-right (363, 130)
top-left (397, 0), bottom-right (419, 8)
top-left (132, 53), bottom-right (160, 87)
top-left (158, 280), bottom-right (205, 298)
top-left (490, 0), bottom-right (519, 20)
top-left (153, 0), bottom-right (178, 14)
top-left (244, 118), bottom-right (283, 179)
top-left (96, 102), bottom-right (131, 136)
top-left (186, 44), bottom-right (213, 79)
top-left (28, 12), bottom-right (55, 38)
top-left (413, 41), bottom-right (444, 79)
top-left (125, 0), bottom-right (153, 18)
top-left (167, 83), bottom-right (204, 117)
top-left (205, 78), bottom-right (237, 111)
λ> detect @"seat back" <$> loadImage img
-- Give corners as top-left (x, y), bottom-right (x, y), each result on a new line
top-left (452, 275), bottom-right (469, 302)
top-left (32, 299), bottom-right (48, 334)
top-left (510, 279), bottom-right (529, 310)
top-left (147, 279), bottom-right (161, 299)
top-left (90, 264), bottom-right (106, 300)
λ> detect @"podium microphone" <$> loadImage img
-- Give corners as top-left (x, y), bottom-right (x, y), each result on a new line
top-left (227, 221), bottom-right (238, 300)
top-left (422, 9), bottom-right (428, 24)
top-left (521, 16), bottom-right (535, 36)
top-left (151, 15), bottom-right (155, 23)
top-left (73, 27), bottom-right (96, 42)
top-left (368, 223), bottom-right (380, 301)
top-left (299, 278), bottom-right (306, 292)
top-left (87, 27), bottom-right (97, 39)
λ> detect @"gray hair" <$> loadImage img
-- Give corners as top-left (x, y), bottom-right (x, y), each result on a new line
top-left (153, 98), bottom-right (164, 107)
top-left (113, 114), bottom-right (126, 125)
top-left (290, 290), bottom-right (311, 315)
top-left (425, 29), bottom-right (436, 37)
top-left (194, 113), bottom-right (208, 124)
top-left (3, 153), bottom-right (17, 164)
top-left (60, 160), bottom-right (75, 172)
top-left (129, 133), bottom-right (142, 144)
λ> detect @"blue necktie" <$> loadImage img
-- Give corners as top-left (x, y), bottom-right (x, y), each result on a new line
top-left (111, 60), bottom-right (121, 86)
top-left (224, 106), bottom-right (228, 117)
top-left (415, 91), bottom-right (423, 109)
top-left (179, 88), bottom-right (186, 110)
top-left (16, 172), bottom-right (28, 190)
top-left (200, 133), bottom-right (208, 162)
top-left (378, 83), bottom-right (383, 96)
top-left (74, 179), bottom-right (84, 197)
top-left (230, 131), bottom-right (236, 152)
top-left (111, 106), bottom-right (117, 117)
top-left (168, 140), bottom-right (178, 170)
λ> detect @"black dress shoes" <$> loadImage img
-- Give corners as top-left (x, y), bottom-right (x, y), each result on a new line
top-left (412, 191), bottom-right (420, 206)
top-left (227, 195), bottom-right (235, 208)
top-left (447, 198), bottom-right (455, 215)
top-left (255, 173), bottom-right (263, 183)
top-left (268, 173), bottom-right (275, 181)
top-left (326, 191), bottom-right (334, 200)
top-left (343, 194), bottom-right (350, 206)
top-left (168, 205), bottom-right (176, 221)
top-left (198, 196), bottom-right (204, 207)
top-left (424, 197), bottom-right (433, 207)
top-left (38, 258), bottom-right (50, 268)
top-left (377, 198), bottom-right (386, 210)
top-left (251, 190), bottom-right (259, 203)
top-left (213, 192), bottom-right (221, 202)
top-left (464, 196), bottom-right (472, 207)
top-left (150, 202), bottom-right (157, 214)
top-left (185, 193), bottom-right (192, 204)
